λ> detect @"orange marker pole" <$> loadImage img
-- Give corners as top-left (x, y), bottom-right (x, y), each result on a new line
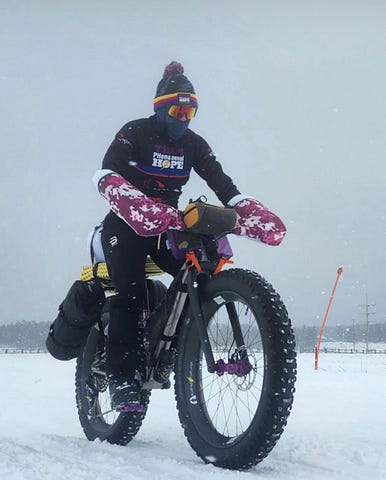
top-left (314, 267), bottom-right (343, 370)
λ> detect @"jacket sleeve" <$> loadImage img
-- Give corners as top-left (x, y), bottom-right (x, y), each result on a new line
top-left (192, 136), bottom-right (240, 205)
top-left (101, 124), bottom-right (136, 177)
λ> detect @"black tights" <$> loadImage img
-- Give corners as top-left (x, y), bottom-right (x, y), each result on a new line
top-left (101, 211), bottom-right (183, 378)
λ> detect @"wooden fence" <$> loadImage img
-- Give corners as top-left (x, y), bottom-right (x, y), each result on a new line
top-left (2, 347), bottom-right (386, 355)
top-left (298, 346), bottom-right (386, 354)
top-left (0, 348), bottom-right (47, 354)
top-left (319, 347), bottom-right (386, 354)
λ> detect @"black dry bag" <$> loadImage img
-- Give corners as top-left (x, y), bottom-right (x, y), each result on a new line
top-left (46, 280), bottom-right (105, 360)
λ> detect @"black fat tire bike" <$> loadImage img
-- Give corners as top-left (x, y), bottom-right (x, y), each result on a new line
top-left (75, 221), bottom-right (297, 470)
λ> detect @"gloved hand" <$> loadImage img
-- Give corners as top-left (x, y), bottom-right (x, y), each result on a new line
top-left (228, 195), bottom-right (286, 246)
top-left (93, 170), bottom-right (185, 236)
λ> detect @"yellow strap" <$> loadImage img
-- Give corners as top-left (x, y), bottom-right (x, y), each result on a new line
top-left (80, 257), bottom-right (164, 282)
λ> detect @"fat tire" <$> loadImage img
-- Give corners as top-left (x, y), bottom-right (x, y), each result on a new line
top-left (75, 279), bottom-right (166, 445)
top-left (75, 326), bottom-right (150, 445)
top-left (174, 268), bottom-right (297, 470)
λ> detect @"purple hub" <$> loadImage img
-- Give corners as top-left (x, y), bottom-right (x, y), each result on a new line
top-left (215, 358), bottom-right (251, 377)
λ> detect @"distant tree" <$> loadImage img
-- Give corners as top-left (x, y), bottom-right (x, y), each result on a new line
top-left (294, 326), bottom-right (318, 352)
top-left (0, 320), bottom-right (50, 349)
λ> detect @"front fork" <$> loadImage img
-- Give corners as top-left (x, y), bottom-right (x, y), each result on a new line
top-left (187, 268), bottom-right (249, 376)
top-left (148, 264), bottom-right (249, 385)
top-left (186, 269), bottom-right (217, 373)
top-left (149, 266), bottom-right (217, 378)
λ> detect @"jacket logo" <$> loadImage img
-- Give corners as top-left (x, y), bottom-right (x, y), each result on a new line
top-left (117, 133), bottom-right (131, 145)
top-left (152, 151), bottom-right (184, 170)
top-left (109, 236), bottom-right (118, 247)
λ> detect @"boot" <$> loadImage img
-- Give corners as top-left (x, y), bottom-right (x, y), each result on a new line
top-left (108, 372), bottom-right (143, 411)
top-left (106, 295), bottom-right (146, 411)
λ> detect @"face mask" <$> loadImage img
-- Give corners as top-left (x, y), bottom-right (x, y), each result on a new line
top-left (165, 115), bottom-right (190, 140)
top-left (156, 108), bottom-right (190, 140)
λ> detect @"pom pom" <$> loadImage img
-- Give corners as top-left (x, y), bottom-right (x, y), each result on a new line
top-left (163, 61), bottom-right (184, 78)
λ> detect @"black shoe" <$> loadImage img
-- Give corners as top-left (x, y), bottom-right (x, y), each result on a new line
top-left (109, 375), bottom-right (144, 412)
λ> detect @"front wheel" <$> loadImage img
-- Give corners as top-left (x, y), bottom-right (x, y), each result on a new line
top-left (174, 269), bottom-right (297, 470)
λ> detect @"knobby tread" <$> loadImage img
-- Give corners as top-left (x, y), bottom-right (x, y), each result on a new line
top-left (75, 329), bottom-right (150, 446)
top-left (74, 279), bottom-right (166, 446)
top-left (174, 268), bottom-right (297, 470)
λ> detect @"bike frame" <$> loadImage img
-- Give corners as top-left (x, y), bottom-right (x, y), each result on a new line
top-left (143, 239), bottom-right (247, 389)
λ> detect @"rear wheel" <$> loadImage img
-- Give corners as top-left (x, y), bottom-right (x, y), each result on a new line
top-left (174, 269), bottom-right (297, 470)
top-left (75, 321), bottom-right (150, 445)
top-left (75, 279), bottom-right (166, 445)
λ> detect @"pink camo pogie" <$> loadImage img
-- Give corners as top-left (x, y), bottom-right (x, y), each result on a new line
top-left (97, 173), bottom-right (185, 236)
top-left (233, 199), bottom-right (286, 246)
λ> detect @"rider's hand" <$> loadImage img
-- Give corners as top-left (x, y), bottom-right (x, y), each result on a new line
top-left (228, 195), bottom-right (286, 246)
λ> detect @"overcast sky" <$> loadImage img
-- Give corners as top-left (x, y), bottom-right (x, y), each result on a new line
top-left (1, 0), bottom-right (385, 328)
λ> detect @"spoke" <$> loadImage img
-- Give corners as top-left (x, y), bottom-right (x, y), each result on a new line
top-left (199, 298), bottom-right (266, 438)
top-left (201, 376), bottom-right (222, 402)
top-left (208, 314), bottom-right (227, 349)
top-left (94, 407), bottom-right (116, 418)
top-left (219, 380), bottom-right (232, 436)
top-left (234, 390), bottom-right (246, 435)
top-left (246, 384), bottom-right (264, 403)
top-left (203, 376), bottom-right (234, 404)
top-left (209, 377), bottom-right (228, 433)
top-left (247, 328), bottom-right (262, 349)
top-left (223, 383), bottom-right (240, 435)
top-left (232, 389), bottom-right (257, 416)
top-left (244, 325), bottom-right (256, 346)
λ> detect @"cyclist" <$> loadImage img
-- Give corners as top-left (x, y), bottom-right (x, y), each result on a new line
top-left (93, 61), bottom-right (286, 410)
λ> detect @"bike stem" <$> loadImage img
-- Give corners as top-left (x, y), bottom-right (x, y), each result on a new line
top-left (186, 269), bottom-right (216, 373)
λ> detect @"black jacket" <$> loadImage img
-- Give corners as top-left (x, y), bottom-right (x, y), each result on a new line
top-left (102, 115), bottom-right (240, 208)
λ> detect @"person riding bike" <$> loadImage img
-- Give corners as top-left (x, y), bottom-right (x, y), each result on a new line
top-left (93, 61), bottom-right (287, 411)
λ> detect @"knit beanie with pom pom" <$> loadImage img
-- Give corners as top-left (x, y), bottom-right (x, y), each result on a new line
top-left (154, 61), bottom-right (198, 112)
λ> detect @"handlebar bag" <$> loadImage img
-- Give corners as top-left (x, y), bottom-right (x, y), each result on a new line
top-left (183, 202), bottom-right (236, 236)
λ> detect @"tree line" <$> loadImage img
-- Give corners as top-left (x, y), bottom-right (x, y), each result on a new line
top-left (0, 320), bottom-right (50, 349)
top-left (295, 322), bottom-right (386, 351)
top-left (1, 320), bottom-right (386, 351)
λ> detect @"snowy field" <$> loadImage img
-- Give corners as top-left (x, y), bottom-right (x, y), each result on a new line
top-left (1, 352), bottom-right (385, 480)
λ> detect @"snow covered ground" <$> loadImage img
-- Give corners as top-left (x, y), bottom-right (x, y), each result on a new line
top-left (1, 352), bottom-right (385, 480)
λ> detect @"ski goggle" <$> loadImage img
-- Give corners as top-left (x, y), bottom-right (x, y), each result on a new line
top-left (167, 105), bottom-right (197, 121)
